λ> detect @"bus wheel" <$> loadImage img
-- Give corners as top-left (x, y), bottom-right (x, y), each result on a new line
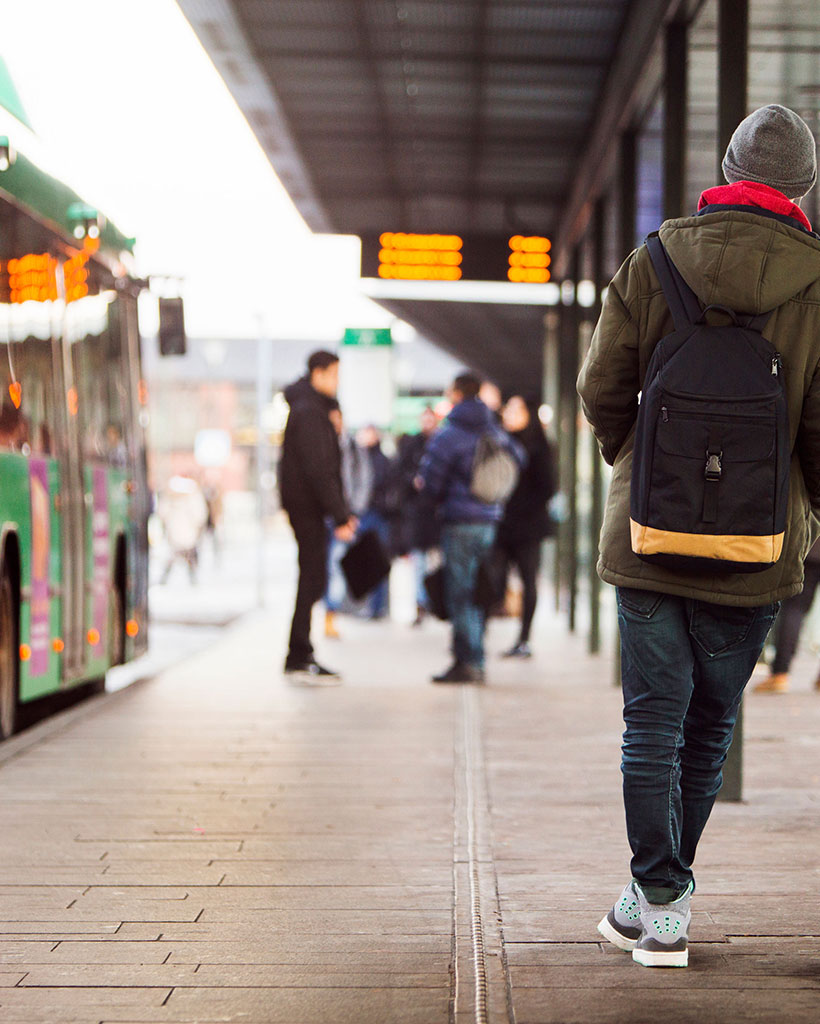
top-left (109, 583), bottom-right (126, 668)
top-left (0, 572), bottom-right (18, 740)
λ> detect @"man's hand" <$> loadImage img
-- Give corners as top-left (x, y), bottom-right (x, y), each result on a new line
top-left (334, 517), bottom-right (358, 542)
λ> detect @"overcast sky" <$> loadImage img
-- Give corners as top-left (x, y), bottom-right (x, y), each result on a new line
top-left (1, 0), bottom-right (394, 341)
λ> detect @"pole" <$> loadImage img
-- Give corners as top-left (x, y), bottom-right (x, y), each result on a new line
top-left (589, 198), bottom-right (606, 654)
top-left (255, 321), bottom-right (272, 609)
top-left (664, 21), bottom-right (688, 222)
top-left (716, 0), bottom-right (749, 803)
top-left (563, 252), bottom-right (580, 632)
top-left (619, 131), bottom-right (637, 259)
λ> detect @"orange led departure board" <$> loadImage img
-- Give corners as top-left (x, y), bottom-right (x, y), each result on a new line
top-left (361, 232), bottom-right (552, 283)
top-left (507, 235), bottom-right (551, 283)
top-left (377, 233), bottom-right (463, 281)
top-left (0, 251), bottom-right (90, 304)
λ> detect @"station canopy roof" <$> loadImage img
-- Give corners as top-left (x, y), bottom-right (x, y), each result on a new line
top-left (177, 0), bottom-right (680, 391)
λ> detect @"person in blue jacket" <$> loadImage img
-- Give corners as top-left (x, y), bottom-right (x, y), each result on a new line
top-left (419, 372), bottom-right (524, 683)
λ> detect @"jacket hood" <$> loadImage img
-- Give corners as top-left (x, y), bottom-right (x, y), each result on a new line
top-left (447, 398), bottom-right (495, 433)
top-left (698, 181), bottom-right (812, 231)
top-left (659, 208), bottom-right (820, 314)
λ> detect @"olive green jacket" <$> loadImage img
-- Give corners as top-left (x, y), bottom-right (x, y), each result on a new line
top-left (577, 209), bottom-right (820, 606)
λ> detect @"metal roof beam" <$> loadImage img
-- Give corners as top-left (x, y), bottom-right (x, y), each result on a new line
top-left (553, 0), bottom-right (686, 274)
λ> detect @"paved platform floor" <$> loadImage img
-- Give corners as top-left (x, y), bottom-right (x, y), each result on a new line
top-left (0, 589), bottom-right (818, 1023)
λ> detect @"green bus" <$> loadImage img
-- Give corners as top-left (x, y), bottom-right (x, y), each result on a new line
top-left (0, 147), bottom-right (151, 739)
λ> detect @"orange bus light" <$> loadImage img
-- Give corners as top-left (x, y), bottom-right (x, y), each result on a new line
top-left (19, 644), bottom-right (31, 661)
top-left (126, 619), bottom-right (139, 638)
top-left (52, 638), bottom-right (65, 653)
top-left (87, 628), bottom-right (101, 646)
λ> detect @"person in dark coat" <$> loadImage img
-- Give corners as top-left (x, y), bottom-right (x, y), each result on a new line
top-left (754, 538), bottom-right (820, 693)
top-left (395, 406), bottom-right (440, 625)
top-left (279, 351), bottom-right (357, 682)
top-left (497, 395), bottom-right (557, 658)
top-left (419, 372), bottom-right (524, 684)
top-left (356, 425), bottom-right (392, 619)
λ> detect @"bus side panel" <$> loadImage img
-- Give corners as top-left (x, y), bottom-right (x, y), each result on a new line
top-left (76, 462), bottom-right (111, 682)
top-left (119, 294), bottom-right (149, 659)
top-left (15, 453), bottom-right (63, 703)
top-left (107, 464), bottom-right (129, 638)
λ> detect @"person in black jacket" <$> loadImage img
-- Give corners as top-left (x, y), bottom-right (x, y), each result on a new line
top-left (497, 395), bottom-right (557, 658)
top-left (395, 406), bottom-right (440, 625)
top-left (279, 351), bottom-right (357, 682)
top-left (356, 425), bottom-right (392, 619)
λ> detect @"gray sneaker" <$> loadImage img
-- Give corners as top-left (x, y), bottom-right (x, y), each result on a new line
top-left (597, 881), bottom-right (643, 951)
top-left (631, 881), bottom-right (693, 968)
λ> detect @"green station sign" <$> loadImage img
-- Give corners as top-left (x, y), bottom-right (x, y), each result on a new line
top-left (342, 327), bottom-right (393, 347)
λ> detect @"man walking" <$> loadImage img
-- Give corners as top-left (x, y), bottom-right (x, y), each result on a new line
top-left (280, 351), bottom-right (357, 683)
top-left (419, 372), bottom-right (522, 684)
top-left (578, 105), bottom-right (820, 967)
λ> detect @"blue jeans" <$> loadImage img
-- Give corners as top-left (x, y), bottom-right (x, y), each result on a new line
top-left (442, 523), bottom-right (496, 668)
top-left (324, 528), bottom-right (348, 613)
top-left (617, 588), bottom-right (779, 900)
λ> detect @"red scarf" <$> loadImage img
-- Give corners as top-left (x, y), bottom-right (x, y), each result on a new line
top-left (698, 181), bottom-right (812, 232)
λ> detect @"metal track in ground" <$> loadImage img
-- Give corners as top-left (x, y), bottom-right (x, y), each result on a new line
top-left (451, 685), bottom-right (514, 1024)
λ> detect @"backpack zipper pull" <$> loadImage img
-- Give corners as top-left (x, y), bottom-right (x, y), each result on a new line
top-left (771, 354), bottom-right (781, 376)
top-left (661, 406), bottom-right (669, 422)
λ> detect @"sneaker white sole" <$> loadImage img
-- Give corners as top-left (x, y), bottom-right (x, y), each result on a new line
top-left (286, 674), bottom-right (342, 687)
top-left (597, 915), bottom-right (638, 952)
top-left (632, 946), bottom-right (688, 968)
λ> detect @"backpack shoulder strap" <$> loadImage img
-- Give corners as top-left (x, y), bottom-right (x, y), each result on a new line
top-left (646, 233), bottom-right (702, 331)
top-left (744, 311), bottom-right (772, 332)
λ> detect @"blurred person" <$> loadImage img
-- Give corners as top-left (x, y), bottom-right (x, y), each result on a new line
top-left (201, 475), bottom-right (224, 561)
top-left (279, 351), bottom-right (357, 683)
top-left (324, 410), bottom-right (373, 639)
top-left (579, 105), bottom-right (820, 968)
top-left (497, 395), bottom-right (557, 658)
top-left (479, 380), bottom-right (503, 420)
top-left (419, 372), bottom-right (523, 683)
top-left (754, 538), bottom-right (820, 693)
top-left (0, 402), bottom-right (28, 452)
top-left (395, 405), bottom-right (440, 626)
top-left (356, 425), bottom-right (392, 619)
top-left (158, 475), bottom-right (209, 584)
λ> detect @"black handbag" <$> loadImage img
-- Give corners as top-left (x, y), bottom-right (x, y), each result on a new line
top-left (340, 530), bottom-right (391, 601)
top-left (423, 565), bottom-right (449, 620)
top-left (473, 545), bottom-right (508, 611)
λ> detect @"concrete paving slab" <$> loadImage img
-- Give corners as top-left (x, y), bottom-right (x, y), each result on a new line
top-left (513, 987), bottom-right (820, 1024)
top-left (28, 941), bottom-right (174, 964)
top-left (160, 933), bottom-right (453, 956)
top-left (163, 985), bottom-right (450, 1023)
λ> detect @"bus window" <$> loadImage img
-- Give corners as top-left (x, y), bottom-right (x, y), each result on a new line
top-left (0, 399), bottom-right (28, 453)
top-left (68, 293), bottom-right (127, 467)
top-left (13, 340), bottom-right (56, 456)
top-left (0, 300), bottom-right (56, 456)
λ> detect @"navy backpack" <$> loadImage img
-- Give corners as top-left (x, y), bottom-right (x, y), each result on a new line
top-left (629, 233), bottom-right (789, 573)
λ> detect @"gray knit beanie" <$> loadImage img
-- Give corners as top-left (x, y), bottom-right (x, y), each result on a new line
top-left (722, 104), bottom-right (817, 198)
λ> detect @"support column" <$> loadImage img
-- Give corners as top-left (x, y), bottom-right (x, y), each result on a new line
top-left (664, 21), bottom-right (688, 221)
top-left (560, 253), bottom-right (581, 633)
top-left (717, 0), bottom-right (749, 804)
top-left (717, 0), bottom-right (748, 178)
top-left (619, 131), bottom-right (638, 259)
top-left (589, 199), bottom-right (606, 654)
top-left (612, 130), bottom-right (636, 683)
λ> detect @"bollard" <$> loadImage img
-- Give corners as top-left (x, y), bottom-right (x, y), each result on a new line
top-left (717, 700), bottom-right (743, 803)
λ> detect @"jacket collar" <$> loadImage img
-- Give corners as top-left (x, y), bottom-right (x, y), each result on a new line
top-left (697, 181), bottom-right (812, 232)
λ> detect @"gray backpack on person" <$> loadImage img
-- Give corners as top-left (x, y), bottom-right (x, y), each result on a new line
top-left (470, 431), bottom-right (519, 504)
